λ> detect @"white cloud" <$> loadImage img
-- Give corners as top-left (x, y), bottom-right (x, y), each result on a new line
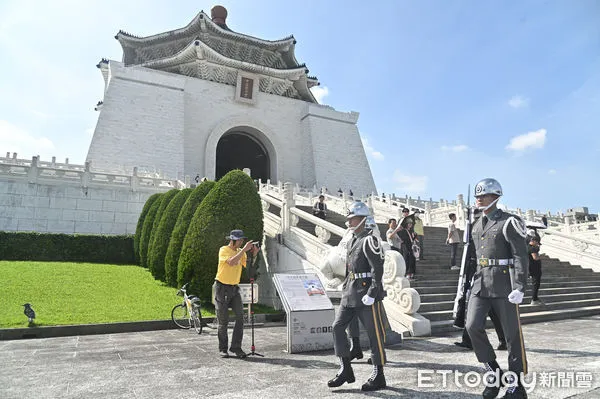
top-left (441, 144), bottom-right (469, 152)
top-left (393, 170), bottom-right (428, 193)
top-left (506, 128), bottom-right (547, 152)
top-left (508, 95), bottom-right (530, 109)
top-left (310, 86), bottom-right (329, 104)
top-left (360, 136), bottom-right (384, 160)
top-left (0, 120), bottom-right (55, 158)
top-left (548, 169), bottom-right (557, 175)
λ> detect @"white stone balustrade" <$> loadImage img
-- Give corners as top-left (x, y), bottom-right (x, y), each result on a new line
top-left (259, 183), bottom-right (430, 336)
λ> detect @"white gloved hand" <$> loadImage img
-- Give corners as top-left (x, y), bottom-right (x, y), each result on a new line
top-left (362, 295), bottom-right (375, 306)
top-left (508, 289), bottom-right (524, 304)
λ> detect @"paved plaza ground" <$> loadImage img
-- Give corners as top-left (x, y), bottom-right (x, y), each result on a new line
top-left (1, 316), bottom-right (599, 398)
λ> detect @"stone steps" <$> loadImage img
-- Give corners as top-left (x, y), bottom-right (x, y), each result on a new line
top-left (419, 286), bottom-right (600, 303)
top-left (431, 305), bottom-right (600, 334)
top-left (413, 226), bottom-right (600, 335)
top-left (416, 282), bottom-right (600, 295)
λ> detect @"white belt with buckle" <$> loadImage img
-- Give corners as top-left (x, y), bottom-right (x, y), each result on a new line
top-left (349, 272), bottom-right (372, 279)
top-left (478, 258), bottom-right (514, 267)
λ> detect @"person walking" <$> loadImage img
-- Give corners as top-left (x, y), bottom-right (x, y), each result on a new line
top-left (398, 218), bottom-right (417, 279)
top-left (327, 201), bottom-right (387, 391)
top-left (465, 178), bottom-right (529, 399)
top-left (447, 213), bottom-right (461, 270)
top-left (528, 236), bottom-right (543, 305)
top-left (214, 230), bottom-right (260, 359)
top-left (313, 195), bottom-right (328, 219)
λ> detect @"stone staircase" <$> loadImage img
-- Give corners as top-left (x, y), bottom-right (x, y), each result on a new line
top-left (415, 226), bottom-right (600, 334)
top-left (279, 204), bottom-right (600, 335)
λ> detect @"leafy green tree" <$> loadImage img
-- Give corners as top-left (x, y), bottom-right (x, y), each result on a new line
top-left (164, 180), bottom-right (215, 287)
top-left (133, 193), bottom-right (162, 265)
top-left (178, 170), bottom-right (263, 300)
top-left (147, 188), bottom-right (193, 282)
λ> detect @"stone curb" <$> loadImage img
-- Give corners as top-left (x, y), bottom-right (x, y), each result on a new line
top-left (0, 313), bottom-right (285, 341)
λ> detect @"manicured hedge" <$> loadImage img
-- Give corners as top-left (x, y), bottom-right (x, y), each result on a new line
top-left (139, 194), bottom-right (164, 268)
top-left (164, 180), bottom-right (215, 287)
top-left (145, 190), bottom-right (180, 268)
top-left (133, 193), bottom-right (162, 265)
top-left (0, 232), bottom-right (135, 264)
top-left (147, 188), bottom-right (193, 282)
top-left (178, 170), bottom-right (263, 300)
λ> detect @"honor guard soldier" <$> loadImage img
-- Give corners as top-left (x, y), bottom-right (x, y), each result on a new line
top-left (328, 201), bottom-right (387, 391)
top-left (466, 178), bottom-right (529, 399)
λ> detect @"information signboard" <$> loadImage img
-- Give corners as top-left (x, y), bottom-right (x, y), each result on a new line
top-left (273, 273), bottom-right (335, 353)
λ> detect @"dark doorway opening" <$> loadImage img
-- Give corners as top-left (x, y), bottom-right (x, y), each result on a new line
top-left (215, 132), bottom-right (270, 181)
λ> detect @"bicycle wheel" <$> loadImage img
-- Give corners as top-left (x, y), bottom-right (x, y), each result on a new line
top-left (191, 305), bottom-right (203, 334)
top-left (171, 304), bottom-right (191, 329)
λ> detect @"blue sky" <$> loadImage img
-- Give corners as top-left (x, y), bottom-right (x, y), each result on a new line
top-left (0, 0), bottom-right (598, 214)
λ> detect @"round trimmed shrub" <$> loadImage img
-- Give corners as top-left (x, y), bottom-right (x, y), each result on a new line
top-left (146, 189), bottom-right (180, 268)
top-left (164, 180), bottom-right (216, 287)
top-left (133, 193), bottom-right (162, 265)
top-left (147, 188), bottom-right (193, 282)
top-left (139, 194), bottom-right (164, 268)
top-left (177, 170), bottom-right (263, 300)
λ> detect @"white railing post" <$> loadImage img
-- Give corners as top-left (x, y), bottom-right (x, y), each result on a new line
top-left (282, 182), bottom-right (295, 234)
top-left (564, 216), bottom-right (571, 234)
top-left (27, 156), bottom-right (39, 184)
top-left (131, 167), bottom-right (139, 192)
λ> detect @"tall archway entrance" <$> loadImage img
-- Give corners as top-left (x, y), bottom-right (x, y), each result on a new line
top-left (215, 132), bottom-right (270, 181)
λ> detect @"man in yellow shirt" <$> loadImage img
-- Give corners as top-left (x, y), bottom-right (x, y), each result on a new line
top-left (215, 229), bottom-right (260, 358)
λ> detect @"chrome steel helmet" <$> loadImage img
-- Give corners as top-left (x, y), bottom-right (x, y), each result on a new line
top-left (346, 201), bottom-right (371, 219)
top-left (365, 215), bottom-right (377, 229)
top-left (474, 178), bottom-right (503, 197)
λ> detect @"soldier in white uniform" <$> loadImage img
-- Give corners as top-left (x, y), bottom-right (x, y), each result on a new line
top-left (327, 202), bottom-right (387, 391)
top-left (465, 178), bottom-right (529, 399)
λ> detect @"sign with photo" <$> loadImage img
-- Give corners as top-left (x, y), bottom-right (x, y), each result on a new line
top-left (273, 273), bottom-right (335, 353)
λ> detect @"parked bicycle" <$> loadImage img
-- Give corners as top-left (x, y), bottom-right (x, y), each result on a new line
top-left (171, 283), bottom-right (202, 334)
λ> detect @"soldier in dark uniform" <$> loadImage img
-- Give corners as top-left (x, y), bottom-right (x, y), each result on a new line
top-left (465, 178), bottom-right (529, 399)
top-left (327, 201), bottom-right (387, 391)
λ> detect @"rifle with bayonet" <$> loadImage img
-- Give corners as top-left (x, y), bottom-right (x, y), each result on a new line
top-left (452, 186), bottom-right (473, 328)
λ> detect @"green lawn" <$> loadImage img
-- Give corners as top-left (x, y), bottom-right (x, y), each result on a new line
top-left (0, 261), bottom-right (278, 329)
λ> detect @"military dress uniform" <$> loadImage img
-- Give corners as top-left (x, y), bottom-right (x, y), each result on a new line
top-left (328, 219), bottom-right (388, 391)
top-left (465, 208), bottom-right (529, 395)
top-left (333, 229), bottom-right (387, 364)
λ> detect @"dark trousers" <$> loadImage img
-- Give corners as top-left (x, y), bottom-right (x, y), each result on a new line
top-left (529, 261), bottom-right (542, 300)
top-left (333, 302), bottom-right (387, 365)
top-left (214, 281), bottom-right (244, 352)
top-left (402, 247), bottom-right (416, 275)
top-left (466, 294), bottom-right (528, 374)
top-left (347, 316), bottom-right (360, 338)
top-left (462, 307), bottom-right (506, 346)
top-left (450, 243), bottom-right (459, 266)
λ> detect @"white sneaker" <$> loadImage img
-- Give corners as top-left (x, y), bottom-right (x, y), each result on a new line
top-left (450, 266), bottom-right (460, 271)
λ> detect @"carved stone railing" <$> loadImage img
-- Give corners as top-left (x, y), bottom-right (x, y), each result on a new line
top-left (0, 155), bottom-right (184, 191)
top-left (259, 182), bottom-right (430, 336)
top-left (540, 230), bottom-right (600, 273)
top-left (259, 179), bottom-right (599, 262)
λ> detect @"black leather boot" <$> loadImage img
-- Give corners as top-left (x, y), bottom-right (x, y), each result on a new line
top-left (502, 384), bottom-right (527, 398)
top-left (327, 357), bottom-right (355, 388)
top-left (482, 361), bottom-right (503, 399)
top-left (361, 365), bottom-right (386, 391)
top-left (349, 337), bottom-right (363, 361)
top-left (501, 374), bottom-right (527, 399)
